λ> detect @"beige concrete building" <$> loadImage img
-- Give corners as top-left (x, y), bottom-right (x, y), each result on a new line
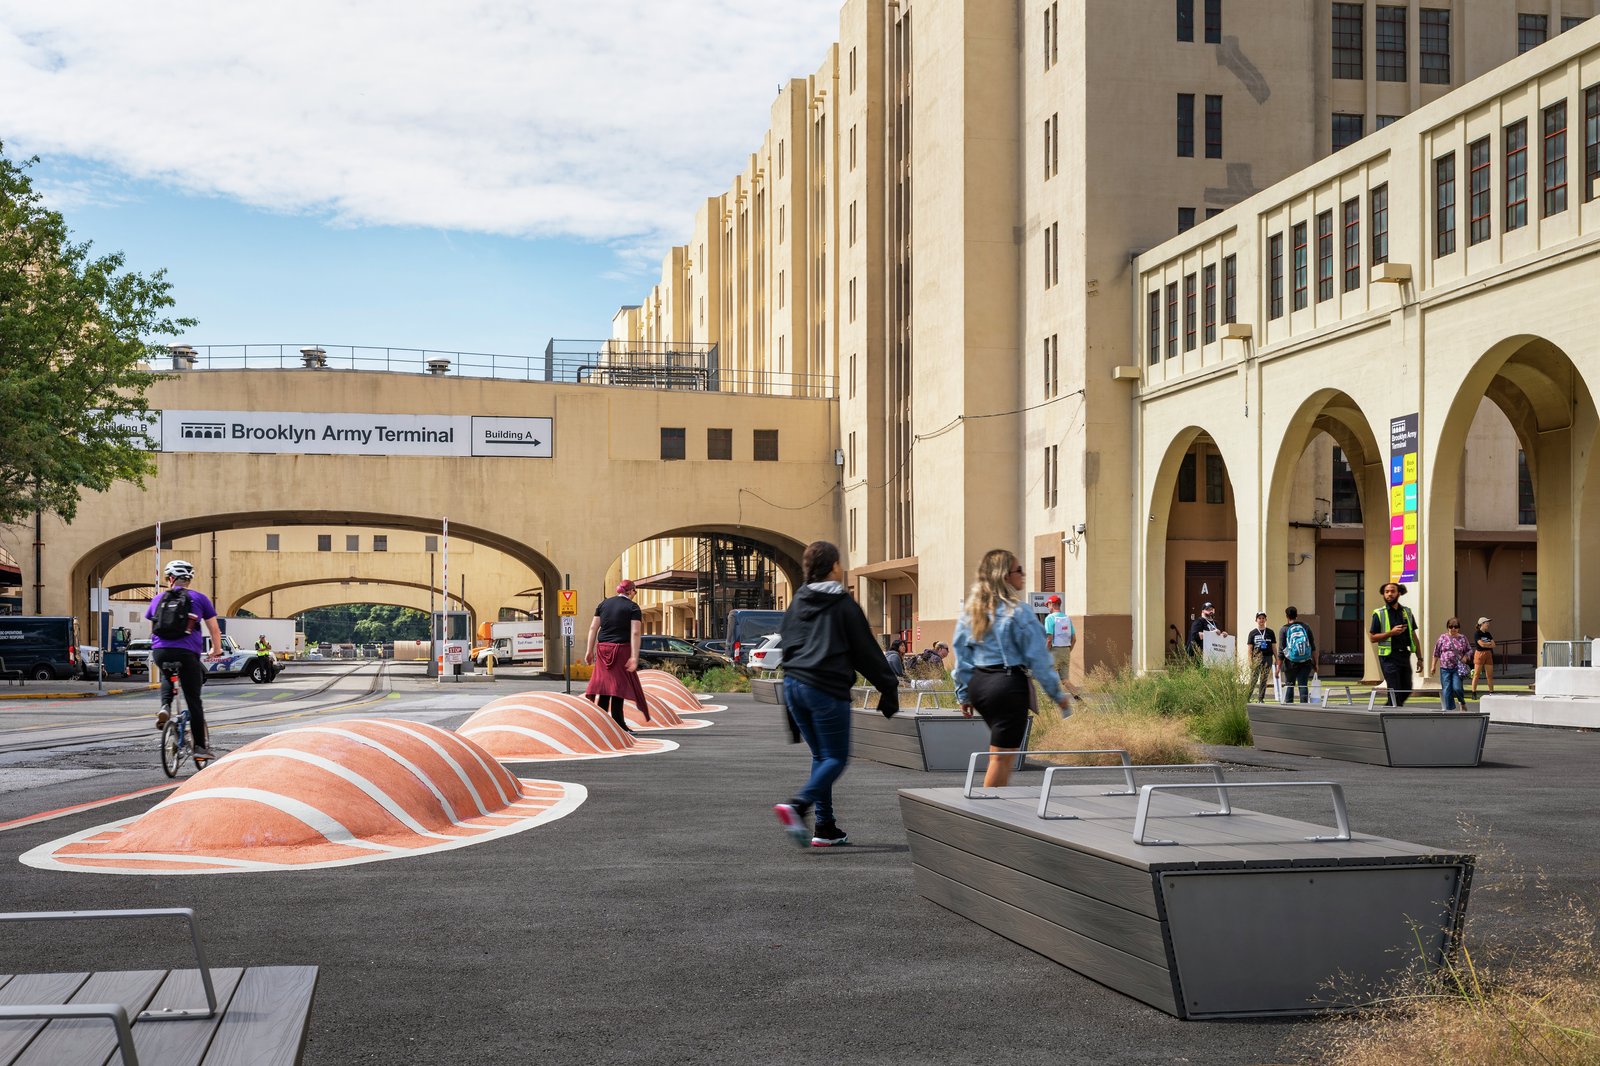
top-left (617, 0), bottom-right (1597, 675)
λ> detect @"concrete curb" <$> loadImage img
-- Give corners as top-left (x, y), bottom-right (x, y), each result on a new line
top-left (0, 683), bottom-right (161, 700)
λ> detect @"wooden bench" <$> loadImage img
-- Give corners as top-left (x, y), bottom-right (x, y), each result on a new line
top-left (1247, 703), bottom-right (1489, 766)
top-left (0, 909), bottom-right (317, 1065)
top-left (901, 760), bottom-right (1473, 1019)
top-left (0, 658), bottom-right (22, 686)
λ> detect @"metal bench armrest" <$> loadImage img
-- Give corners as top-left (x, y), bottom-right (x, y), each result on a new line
top-left (963, 749), bottom-right (1130, 798)
top-left (0, 908), bottom-right (218, 1018)
top-left (1038, 763), bottom-right (1230, 818)
top-left (0, 1003), bottom-right (140, 1065)
top-left (1132, 781), bottom-right (1351, 845)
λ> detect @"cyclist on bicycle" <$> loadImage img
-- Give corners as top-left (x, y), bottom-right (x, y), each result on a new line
top-left (147, 560), bottom-right (225, 759)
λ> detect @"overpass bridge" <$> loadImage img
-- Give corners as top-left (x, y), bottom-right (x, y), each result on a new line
top-left (5, 367), bottom-right (837, 670)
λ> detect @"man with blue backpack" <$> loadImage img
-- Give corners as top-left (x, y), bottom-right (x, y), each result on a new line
top-left (1277, 605), bottom-right (1317, 704)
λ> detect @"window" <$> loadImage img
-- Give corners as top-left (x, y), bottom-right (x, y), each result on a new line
top-left (660, 427), bottom-right (686, 460)
top-left (1435, 152), bottom-right (1456, 256)
top-left (1333, 4), bottom-right (1364, 79)
top-left (1205, 95), bottom-right (1223, 158)
top-left (1051, 113), bottom-right (1059, 175)
top-left (1317, 209), bottom-right (1334, 300)
top-left (1518, 451), bottom-right (1536, 524)
top-left (1178, 207), bottom-right (1196, 233)
top-left (1040, 556), bottom-right (1058, 593)
top-left (1518, 13), bottom-right (1547, 54)
top-left (1334, 570), bottom-right (1365, 629)
top-left (1204, 0), bottom-right (1221, 43)
top-left (1466, 137), bottom-right (1492, 245)
top-left (849, 354), bottom-right (856, 399)
top-left (1177, 94), bottom-right (1195, 157)
top-left (850, 47), bottom-right (857, 92)
top-left (1203, 264), bottom-right (1217, 343)
top-left (345, 535), bottom-right (359, 552)
top-left (1506, 119), bottom-right (1529, 230)
top-left (1205, 453), bottom-right (1225, 503)
top-left (1420, 9), bottom-right (1450, 84)
top-left (850, 125), bottom-right (857, 170)
top-left (1342, 198), bottom-right (1361, 291)
top-left (1052, 223), bottom-right (1059, 284)
top-left (317, 535), bottom-right (331, 552)
top-left (1178, 453), bottom-right (1197, 502)
top-left (1177, 0), bottom-right (1194, 42)
top-left (754, 430), bottom-right (778, 461)
top-left (1588, 85), bottom-right (1600, 202)
top-left (1047, 334), bottom-right (1059, 396)
top-left (778, 139), bottom-right (784, 177)
top-left (1376, 6), bottom-right (1406, 81)
top-left (778, 270), bottom-right (785, 308)
top-left (1544, 101), bottom-right (1568, 216)
top-left (1268, 233), bottom-right (1284, 318)
top-left (265, 534), bottom-right (280, 552)
top-left (1206, 207), bottom-right (1223, 219)
top-left (848, 432), bottom-right (856, 477)
top-left (1166, 283), bottom-right (1179, 358)
top-left (1332, 447), bottom-right (1363, 523)
top-left (849, 277), bottom-right (857, 322)
top-left (1291, 221), bottom-right (1308, 310)
top-left (1522, 572), bottom-right (1538, 645)
top-left (1044, 117), bottom-right (1052, 178)
top-left (1223, 254), bottom-right (1237, 323)
top-left (849, 507), bottom-right (857, 551)
top-left (1043, 445), bottom-right (1058, 507)
top-left (1371, 184), bottom-right (1390, 264)
top-left (372, 535), bottom-right (387, 552)
top-left (1184, 273), bottom-right (1197, 351)
top-left (707, 428), bottom-right (732, 460)
top-left (1377, 114), bottom-right (1401, 129)
top-left (425, 536), bottom-right (438, 552)
top-left (1565, 16), bottom-right (1589, 32)
top-left (849, 201), bottom-right (856, 246)
top-left (1332, 113), bottom-right (1364, 151)
top-left (1148, 291), bottom-right (1162, 364)
top-left (1043, 2), bottom-right (1059, 69)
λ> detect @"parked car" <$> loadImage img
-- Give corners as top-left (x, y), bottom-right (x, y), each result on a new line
top-left (0, 616), bottom-right (84, 680)
top-left (725, 609), bottom-right (786, 666)
top-left (693, 639), bottom-right (729, 657)
top-left (746, 632), bottom-right (783, 672)
top-left (637, 635), bottom-right (735, 675)
top-left (199, 634), bottom-right (280, 683)
top-left (126, 638), bottom-right (152, 675)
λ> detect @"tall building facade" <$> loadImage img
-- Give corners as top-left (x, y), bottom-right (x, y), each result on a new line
top-left (615, 0), bottom-right (1594, 669)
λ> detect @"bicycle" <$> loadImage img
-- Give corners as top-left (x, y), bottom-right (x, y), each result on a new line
top-left (158, 659), bottom-right (213, 778)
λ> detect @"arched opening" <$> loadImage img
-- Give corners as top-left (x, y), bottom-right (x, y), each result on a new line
top-left (1143, 428), bottom-right (1240, 667)
top-left (1263, 390), bottom-right (1389, 682)
top-left (1426, 336), bottom-right (1599, 662)
top-left (230, 578), bottom-right (472, 618)
top-left (605, 525), bottom-right (808, 640)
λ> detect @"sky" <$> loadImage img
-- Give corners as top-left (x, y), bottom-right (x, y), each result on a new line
top-left (0, 1), bottom-right (841, 356)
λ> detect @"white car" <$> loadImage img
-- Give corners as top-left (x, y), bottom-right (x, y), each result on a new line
top-left (747, 633), bottom-right (782, 672)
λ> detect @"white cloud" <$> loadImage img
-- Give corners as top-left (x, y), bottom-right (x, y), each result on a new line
top-left (0, 1), bottom-right (841, 262)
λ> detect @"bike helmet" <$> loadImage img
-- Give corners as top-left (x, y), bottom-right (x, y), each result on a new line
top-left (163, 559), bottom-right (195, 581)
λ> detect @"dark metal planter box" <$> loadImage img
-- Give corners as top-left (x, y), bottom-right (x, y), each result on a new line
top-left (901, 775), bottom-right (1472, 1019)
top-left (1247, 704), bottom-right (1489, 766)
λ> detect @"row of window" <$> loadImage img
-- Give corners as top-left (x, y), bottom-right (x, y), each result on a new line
top-left (1176, 451), bottom-right (1227, 504)
top-left (1178, 206), bottom-right (1224, 234)
top-left (1176, 94), bottom-right (1223, 158)
top-left (1520, 13), bottom-right (1592, 55)
top-left (1147, 255), bottom-right (1239, 364)
top-left (1333, 113), bottom-right (1401, 153)
top-left (285, 534), bottom-right (439, 553)
top-left (1329, 446), bottom-right (1535, 526)
top-left (1432, 89), bottom-right (1600, 257)
top-left (1332, 4), bottom-right (1451, 84)
top-left (1175, 0), bottom-right (1223, 44)
top-left (660, 427), bottom-right (779, 461)
top-left (1264, 186), bottom-right (1389, 320)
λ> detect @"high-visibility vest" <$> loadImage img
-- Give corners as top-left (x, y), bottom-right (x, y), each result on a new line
top-left (1370, 605), bottom-right (1417, 656)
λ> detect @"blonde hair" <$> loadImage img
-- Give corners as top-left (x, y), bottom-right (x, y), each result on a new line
top-left (962, 549), bottom-right (1021, 643)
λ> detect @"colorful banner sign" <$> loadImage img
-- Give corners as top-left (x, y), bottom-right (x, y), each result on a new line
top-left (1389, 414), bottom-right (1420, 583)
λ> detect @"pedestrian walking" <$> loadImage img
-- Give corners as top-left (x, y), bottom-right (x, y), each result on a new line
top-left (952, 549), bottom-right (1075, 789)
top-left (772, 541), bottom-right (900, 849)
top-left (1245, 612), bottom-right (1276, 701)
top-left (583, 580), bottom-right (649, 733)
top-left (1431, 618), bottom-right (1474, 710)
top-left (884, 638), bottom-right (907, 679)
top-left (1368, 582), bottom-right (1423, 706)
top-left (1471, 617), bottom-right (1496, 697)
top-left (1278, 606), bottom-right (1317, 704)
top-left (1043, 595), bottom-right (1076, 684)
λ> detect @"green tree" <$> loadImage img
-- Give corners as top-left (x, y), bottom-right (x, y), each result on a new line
top-left (0, 143), bottom-right (194, 524)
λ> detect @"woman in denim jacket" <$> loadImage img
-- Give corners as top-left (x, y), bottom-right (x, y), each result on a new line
top-left (952, 549), bottom-right (1076, 788)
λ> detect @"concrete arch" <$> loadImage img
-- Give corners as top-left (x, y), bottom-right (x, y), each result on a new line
top-left (1423, 335), bottom-right (1600, 644)
top-left (610, 522), bottom-right (811, 592)
top-left (228, 578), bottom-right (474, 619)
top-left (1262, 389), bottom-right (1390, 679)
top-left (1140, 425), bottom-right (1243, 671)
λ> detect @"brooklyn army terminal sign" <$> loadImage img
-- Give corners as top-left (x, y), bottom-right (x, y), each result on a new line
top-left (147, 411), bottom-right (553, 458)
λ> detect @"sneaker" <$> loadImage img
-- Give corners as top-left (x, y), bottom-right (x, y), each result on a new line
top-left (811, 823), bottom-right (850, 848)
top-left (155, 705), bottom-right (171, 731)
top-left (191, 746), bottom-right (214, 760)
top-left (773, 802), bottom-right (810, 849)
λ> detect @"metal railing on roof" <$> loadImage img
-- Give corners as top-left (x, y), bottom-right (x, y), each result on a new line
top-left (160, 342), bottom-right (835, 398)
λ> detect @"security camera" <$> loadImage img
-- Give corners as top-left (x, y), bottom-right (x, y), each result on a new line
top-left (1073, 523), bottom-right (1087, 536)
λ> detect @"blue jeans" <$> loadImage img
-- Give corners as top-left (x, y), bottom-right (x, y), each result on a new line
top-left (1282, 661), bottom-right (1314, 703)
top-left (1441, 670), bottom-right (1466, 710)
top-left (783, 678), bottom-right (852, 827)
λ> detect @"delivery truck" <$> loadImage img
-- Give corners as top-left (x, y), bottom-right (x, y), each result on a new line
top-left (219, 617), bottom-right (300, 659)
top-left (472, 621), bottom-right (544, 666)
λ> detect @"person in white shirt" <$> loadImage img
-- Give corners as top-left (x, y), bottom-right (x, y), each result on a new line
top-left (1042, 595), bottom-right (1075, 684)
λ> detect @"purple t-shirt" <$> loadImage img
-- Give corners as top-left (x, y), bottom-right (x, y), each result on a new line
top-left (145, 587), bottom-right (218, 655)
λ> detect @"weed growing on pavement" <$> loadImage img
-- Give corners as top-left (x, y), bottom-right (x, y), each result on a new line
top-left (676, 666), bottom-right (750, 693)
top-left (1075, 661), bottom-right (1253, 747)
top-left (1313, 823), bottom-right (1600, 1065)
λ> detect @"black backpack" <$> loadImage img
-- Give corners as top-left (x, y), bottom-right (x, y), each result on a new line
top-left (151, 589), bottom-right (193, 639)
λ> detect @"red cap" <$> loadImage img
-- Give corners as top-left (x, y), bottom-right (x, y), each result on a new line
top-left (1047, 595), bottom-right (1062, 605)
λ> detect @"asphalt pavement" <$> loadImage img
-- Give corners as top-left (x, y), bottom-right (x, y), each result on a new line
top-left (1, 693), bottom-right (1596, 1065)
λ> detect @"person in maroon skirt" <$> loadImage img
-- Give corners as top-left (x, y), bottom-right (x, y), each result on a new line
top-left (583, 580), bottom-right (650, 732)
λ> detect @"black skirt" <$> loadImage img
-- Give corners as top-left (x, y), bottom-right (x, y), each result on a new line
top-left (968, 665), bottom-right (1031, 748)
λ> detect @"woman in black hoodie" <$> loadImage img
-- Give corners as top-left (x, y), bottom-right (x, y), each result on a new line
top-left (773, 540), bottom-right (900, 849)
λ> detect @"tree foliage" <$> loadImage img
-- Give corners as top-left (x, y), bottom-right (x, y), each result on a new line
top-left (298, 604), bottom-right (431, 646)
top-left (0, 143), bottom-right (194, 524)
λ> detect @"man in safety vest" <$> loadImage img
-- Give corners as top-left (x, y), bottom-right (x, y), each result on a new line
top-left (1368, 581), bottom-right (1424, 706)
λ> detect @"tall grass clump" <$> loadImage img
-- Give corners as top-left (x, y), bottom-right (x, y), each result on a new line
top-left (1088, 660), bottom-right (1253, 746)
top-left (1029, 704), bottom-right (1199, 766)
top-left (673, 664), bottom-right (751, 693)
